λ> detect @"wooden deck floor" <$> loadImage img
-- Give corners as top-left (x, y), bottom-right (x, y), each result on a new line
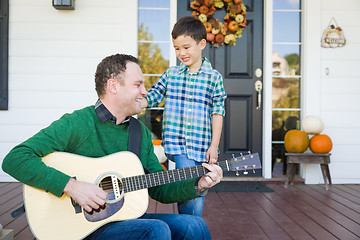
top-left (1, 182), bottom-right (360, 240)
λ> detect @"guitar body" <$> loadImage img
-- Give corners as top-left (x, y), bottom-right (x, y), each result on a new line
top-left (24, 151), bottom-right (148, 240)
top-left (23, 151), bottom-right (262, 239)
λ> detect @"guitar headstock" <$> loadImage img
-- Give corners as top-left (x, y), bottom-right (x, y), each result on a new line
top-left (227, 152), bottom-right (261, 175)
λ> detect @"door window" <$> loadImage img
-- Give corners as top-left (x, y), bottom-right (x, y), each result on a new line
top-left (137, 0), bottom-right (170, 140)
top-left (272, 0), bottom-right (302, 176)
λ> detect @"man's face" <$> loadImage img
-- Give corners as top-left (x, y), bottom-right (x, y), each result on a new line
top-left (116, 62), bottom-right (147, 116)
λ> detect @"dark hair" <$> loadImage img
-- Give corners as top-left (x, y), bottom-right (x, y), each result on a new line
top-left (171, 16), bottom-right (207, 43)
top-left (95, 54), bottom-right (139, 97)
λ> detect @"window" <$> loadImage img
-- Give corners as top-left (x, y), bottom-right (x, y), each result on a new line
top-left (137, 0), bottom-right (171, 140)
top-left (0, 0), bottom-right (9, 110)
top-left (272, 0), bottom-right (302, 175)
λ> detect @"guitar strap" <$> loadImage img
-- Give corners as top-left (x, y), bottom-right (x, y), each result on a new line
top-left (129, 117), bottom-right (150, 174)
top-left (11, 116), bottom-right (144, 218)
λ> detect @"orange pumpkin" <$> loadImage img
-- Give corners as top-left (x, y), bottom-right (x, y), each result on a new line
top-left (215, 34), bottom-right (224, 43)
top-left (228, 21), bottom-right (239, 32)
top-left (199, 5), bottom-right (209, 14)
top-left (309, 134), bottom-right (333, 153)
top-left (284, 130), bottom-right (309, 153)
top-left (207, 32), bottom-right (215, 42)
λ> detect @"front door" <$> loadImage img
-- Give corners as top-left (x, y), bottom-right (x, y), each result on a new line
top-left (177, 0), bottom-right (264, 176)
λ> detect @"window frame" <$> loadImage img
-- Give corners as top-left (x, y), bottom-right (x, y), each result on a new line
top-left (271, 0), bottom-right (302, 176)
top-left (271, 2), bottom-right (302, 128)
top-left (137, 0), bottom-right (176, 105)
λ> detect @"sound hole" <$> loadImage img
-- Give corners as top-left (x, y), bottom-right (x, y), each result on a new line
top-left (85, 174), bottom-right (125, 222)
top-left (97, 174), bottom-right (124, 203)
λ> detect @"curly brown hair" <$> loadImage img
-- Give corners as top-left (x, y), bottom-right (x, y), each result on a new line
top-left (95, 54), bottom-right (139, 97)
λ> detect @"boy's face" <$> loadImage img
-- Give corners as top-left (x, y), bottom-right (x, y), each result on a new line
top-left (172, 35), bottom-right (206, 72)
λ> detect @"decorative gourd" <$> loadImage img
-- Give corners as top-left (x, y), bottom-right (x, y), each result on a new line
top-left (309, 134), bottom-right (333, 153)
top-left (215, 34), bottom-right (224, 43)
top-left (204, 22), bottom-right (212, 33)
top-left (284, 130), bottom-right (309, 153)
top-left (207, 33), bottom-right (215, 42)
top-left (199, 5), bottom-right (209, 14)
top-left (301, 116), bottom-right (324, 135)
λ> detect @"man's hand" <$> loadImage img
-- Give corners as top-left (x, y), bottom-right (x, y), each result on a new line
top-left (63, 178), bottom-right (107, 213)
top-left (206, 145), bottom-right (218, 164)
top-left (198, 163), bottom-right (223, 191)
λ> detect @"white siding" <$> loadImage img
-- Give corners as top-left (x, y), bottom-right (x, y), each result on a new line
top-left (2, 0), bottom-right (360, 184)
top-left (302, 0), bottom-right (360, 184)
top-left (0, 0), bottom-right (138, 181)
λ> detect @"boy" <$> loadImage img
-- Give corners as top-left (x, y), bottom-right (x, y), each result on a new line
top-left (142, 16), bottom-right (227, 216)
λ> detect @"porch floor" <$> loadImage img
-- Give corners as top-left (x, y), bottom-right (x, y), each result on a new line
top-left (1, 182), bottom-right (359, 240)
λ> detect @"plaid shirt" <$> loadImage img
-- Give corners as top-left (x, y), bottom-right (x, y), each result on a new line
top-left (146, 58), bottom-right (227, 162)
top-left (94, 99), bottom-right (129, 125)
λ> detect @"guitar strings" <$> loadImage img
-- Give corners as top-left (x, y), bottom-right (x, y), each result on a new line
top-left (99, 154), bottom-right (259, 193)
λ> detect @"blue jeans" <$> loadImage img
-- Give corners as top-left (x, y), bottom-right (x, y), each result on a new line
top-left (84, 213), bottom-right (211, 240)
top-left (167, 154), bottom-right (205, 217)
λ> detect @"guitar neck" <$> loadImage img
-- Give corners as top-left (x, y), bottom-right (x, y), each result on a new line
top-left (122, 161), bottom-right (226, 193)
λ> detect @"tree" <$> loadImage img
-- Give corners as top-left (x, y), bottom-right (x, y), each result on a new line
top-left (272, 79), bottom-right (299, 129)
top-left (285, 53), bottom-right (300, 75)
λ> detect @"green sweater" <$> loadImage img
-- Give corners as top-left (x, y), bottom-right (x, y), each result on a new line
top-left (2, 106), bottom-right (198, 203)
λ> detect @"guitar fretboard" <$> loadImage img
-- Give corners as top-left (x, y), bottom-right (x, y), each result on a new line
top-left (122, 161), bottom-right (229, 193)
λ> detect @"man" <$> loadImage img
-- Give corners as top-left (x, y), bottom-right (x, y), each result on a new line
top-left (2, 54), bottom-right (222, 239)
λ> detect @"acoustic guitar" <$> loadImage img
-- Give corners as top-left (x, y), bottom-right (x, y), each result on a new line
top-left (24, 151), bottom-right (261, 239)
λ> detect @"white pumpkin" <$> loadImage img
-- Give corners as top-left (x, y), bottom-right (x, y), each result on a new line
top-left (301, 116), bottom-right (324, 134)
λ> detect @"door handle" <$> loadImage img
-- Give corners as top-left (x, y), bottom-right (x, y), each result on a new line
top-left (255, 80), bottom-right (262, 110)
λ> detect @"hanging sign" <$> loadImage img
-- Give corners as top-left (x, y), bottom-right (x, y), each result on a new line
top-left (321, 17), bottom-right (346, 48)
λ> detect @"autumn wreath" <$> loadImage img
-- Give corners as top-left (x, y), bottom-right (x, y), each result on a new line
top-left (190, 0), bottom-right (247, 47)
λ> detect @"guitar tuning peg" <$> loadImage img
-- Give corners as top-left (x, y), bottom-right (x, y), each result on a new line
top-left (232, 154), bottom-right (235, 158)
top-left (253, 169), bottom-right (255, 173)
top-left (243, 165), bottom-right (248, 175)
top-left (240, 153), bottom-right (243, 156)
top-left (235, 166), bottom-right (240, 176)
top-left (248, 151), bottom-right (251, 155)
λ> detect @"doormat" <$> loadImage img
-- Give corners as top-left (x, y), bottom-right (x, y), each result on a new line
top-left (209, 181), bottom-right (273, 192)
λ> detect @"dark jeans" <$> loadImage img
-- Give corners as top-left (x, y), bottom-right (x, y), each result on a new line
top-left (84, 213), bottom-right (211, 240)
